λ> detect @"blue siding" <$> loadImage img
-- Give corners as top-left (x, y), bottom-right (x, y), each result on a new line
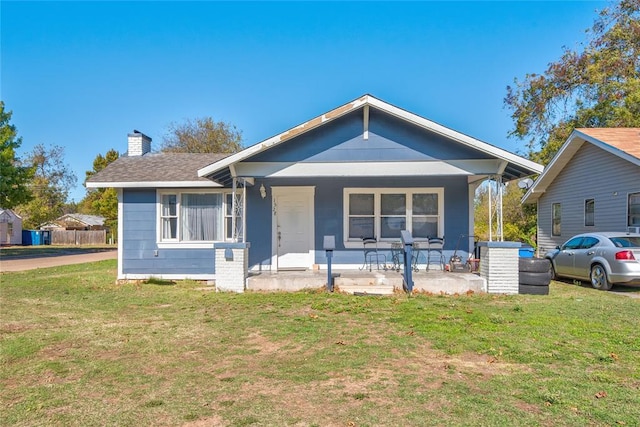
top-left (245, 176), bottom-right (471, 268)
top-left (247, 108), bottom-right (492, 164)
top-left (121, 189), bottom-right (215, 275)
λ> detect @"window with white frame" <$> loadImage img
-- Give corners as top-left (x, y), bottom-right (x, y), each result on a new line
top-left (629, 192), bottom-right (640, 227)
top-left (158, 191), bottom-right (239, 242)
top-left (345, 188), bottom-right (443, 242)
top-left (552, 203), bottom-right (561, 236)
top-left (585, 198), bottom-right (595, 226)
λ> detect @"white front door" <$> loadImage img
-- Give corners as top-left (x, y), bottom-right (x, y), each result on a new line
top-left (272, 186), bottom-right (315, 270)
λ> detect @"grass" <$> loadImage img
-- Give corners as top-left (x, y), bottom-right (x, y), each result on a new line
top-left (1, 260), bottom-right (639, 426)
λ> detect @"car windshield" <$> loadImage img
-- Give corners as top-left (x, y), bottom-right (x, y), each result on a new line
top-left (609, 236), bottom-right (640, 248)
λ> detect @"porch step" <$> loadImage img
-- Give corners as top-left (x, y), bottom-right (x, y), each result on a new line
top-left (334, 275), bottom-right (397, 295)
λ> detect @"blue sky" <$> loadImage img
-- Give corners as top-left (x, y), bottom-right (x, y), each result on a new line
top-left (2, 1), bottom-right (608, 202)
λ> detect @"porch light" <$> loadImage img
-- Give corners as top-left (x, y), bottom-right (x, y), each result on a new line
top-left (260, 184), bottom-right (267, 199)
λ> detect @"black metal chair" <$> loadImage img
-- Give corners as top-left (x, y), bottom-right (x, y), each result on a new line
top-left (426, 237), bottom-right (446, 271)
top-left (360, 237), bottom-right (386, 271)
top-left (390, 242), bottom-right (404, 272)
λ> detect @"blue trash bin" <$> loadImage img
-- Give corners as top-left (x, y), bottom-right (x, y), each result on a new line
top-left (519, 244), bottom-right (535, 258)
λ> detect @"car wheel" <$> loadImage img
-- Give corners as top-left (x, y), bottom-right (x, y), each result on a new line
top-left (590, 264), bottom-right (612, 291)
top-left (550, 263), bottom-right (557, 281)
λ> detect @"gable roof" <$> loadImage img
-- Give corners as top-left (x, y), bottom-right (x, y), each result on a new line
top-left (522, 128), bottom-right (640, 203)
top-left (197, 94), bottom-right (543, 183)
top-left (57, 214), bottom-right (105, 227)
top-left (0, 208), bottom-right (22, 221)
top-left (86, 153), bottom-right (228, 188)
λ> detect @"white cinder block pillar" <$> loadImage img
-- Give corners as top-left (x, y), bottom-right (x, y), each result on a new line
top-left (213, 243), bottom-right (251, 293)
top-left (478, 241), bottom-right (521, 294)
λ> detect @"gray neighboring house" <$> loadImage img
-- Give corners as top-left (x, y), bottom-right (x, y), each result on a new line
top-left (523, 128), bottom-right (640, 254)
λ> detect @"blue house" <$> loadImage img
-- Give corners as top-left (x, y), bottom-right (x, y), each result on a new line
top-left (87, 95), bottom-right (542, 283)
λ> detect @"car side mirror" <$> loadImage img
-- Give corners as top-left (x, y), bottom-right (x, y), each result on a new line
top-left (556, 246), bottom-right (561, 251)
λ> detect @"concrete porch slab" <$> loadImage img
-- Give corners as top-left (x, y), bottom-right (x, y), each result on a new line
top-left (246, 269), bottom-right (486, 295)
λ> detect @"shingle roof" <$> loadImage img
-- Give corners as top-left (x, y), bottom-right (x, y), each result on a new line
top-left (86, 153), bottom-right (229, 186)
top-left (577, 128), bottom-right (640, 160)
top-left (60, 214), bottom-right (105, 226)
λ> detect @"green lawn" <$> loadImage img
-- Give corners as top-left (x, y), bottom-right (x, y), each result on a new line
top-left (1, 260), bottom-right (639, 426)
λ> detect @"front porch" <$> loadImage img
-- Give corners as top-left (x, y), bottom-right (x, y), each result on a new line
top-left (246, 269), bottom-right (486, 295)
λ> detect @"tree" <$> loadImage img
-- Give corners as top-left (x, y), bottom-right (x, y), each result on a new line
top-left (505, 0), bottom-right (640, 165)
top-left (0, 102), bottom-right (34, 208)
top-left (79, 149), bottom-right (119, 237)
top-left (16, 144), bottom-right (77, 228)
top-left (161, 117), bottom-right (243, 154)
top-left (474, 183), bottom-right (537, 246)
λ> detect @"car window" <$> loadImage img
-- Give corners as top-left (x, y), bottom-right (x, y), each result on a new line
top-left (562, 237), bottom-right (584, 250)
top-left (609, 236), bottom-right (640, 248)
top-left (580, 237), bottom-right (599, 249)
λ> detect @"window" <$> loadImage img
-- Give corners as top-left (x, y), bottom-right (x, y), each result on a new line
top-left (225, 193), bottom-right (243, 240)
top-left (159, 191), bottom-right (236, 243)
top-left (585, 198), bottom-right (594, 226)
top-left (552, 203), bottom-right (561, 236)
top-left (344, 188), bottom-right (443, 243)
top-left (580, 236), bottom-right (599, 249)
top-left (629, 192), bottom-right (640, 227)
top-left (561, 236), bottom-right (583, 250)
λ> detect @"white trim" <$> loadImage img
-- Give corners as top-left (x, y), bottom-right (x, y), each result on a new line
top-left (234, 159), bottom-right (507, 178)
top-left (156, 189), bottom-right (240, 245)
top-left (271, 186), bottom-right (316, 270)
top-left (363, 105), bottom-right (369, 140)
top-left (157, 242), bottom-right (216, 249)
top-left (343, 187), bottom-right (445, 246)
top-left (117, 188), bottom-right (124, 278)
top-left (86, 181), bottom-right (222, 189)
top-left (117, 273), bottom-right (215, 280)
top-left (523, 129), bottom-right (640, 204)
top-left (198, 94), bottom-right (543, 179)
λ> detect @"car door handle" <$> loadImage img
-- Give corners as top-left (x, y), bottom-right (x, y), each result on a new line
top-left (587, 251), bottom-right (595, 255)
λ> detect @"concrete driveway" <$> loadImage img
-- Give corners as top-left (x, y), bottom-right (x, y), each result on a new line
top-left (0, 249), bottom-right (117, 272)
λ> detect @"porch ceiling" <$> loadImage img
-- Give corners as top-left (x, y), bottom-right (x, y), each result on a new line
top-left (204, 158), bottom-right (532, 185)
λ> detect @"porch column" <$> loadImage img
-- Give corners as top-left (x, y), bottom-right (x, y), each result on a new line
top-left (477, 241), bottom-right (520, 294)
top-left (214, 242), bottom-right (251, 292)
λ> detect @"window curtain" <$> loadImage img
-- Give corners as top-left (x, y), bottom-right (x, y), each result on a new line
top-left (181, 194), bottom-right (222, 241)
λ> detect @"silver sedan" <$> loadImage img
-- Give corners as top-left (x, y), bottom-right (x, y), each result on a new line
top-left (545, 232), bottom-right (640, 290)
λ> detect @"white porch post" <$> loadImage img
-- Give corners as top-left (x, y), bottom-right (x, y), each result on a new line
top-left (231, 177), bottom-right (246, 243)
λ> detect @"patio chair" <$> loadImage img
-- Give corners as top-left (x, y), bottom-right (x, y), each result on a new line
top-left (360, 237), bottom-right (387, 272)
top-left (426, 237), bottom-right (446, 271)
top-left (390, 242), bottom-right (404, 272)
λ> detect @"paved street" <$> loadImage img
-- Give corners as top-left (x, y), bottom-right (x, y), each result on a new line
top-left (0, 249), bottom-right (117, 272)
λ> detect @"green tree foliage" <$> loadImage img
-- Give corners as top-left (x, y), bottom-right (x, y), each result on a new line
top-left (16, 144), bottom-right (78, 228)
top-left (474, 183), bottom-right (537, 246)
top-left (505, 0), bottom-right (640, 165)
top-left (161, 117), bottom-right (243, 154)
top-left (79, 149), bottom-right (120, 237)
top-left (0, 102), bottom-right (34, 208)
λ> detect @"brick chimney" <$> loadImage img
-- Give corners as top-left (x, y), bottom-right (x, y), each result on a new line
top-left (127, 130), bottom-right (152, 156)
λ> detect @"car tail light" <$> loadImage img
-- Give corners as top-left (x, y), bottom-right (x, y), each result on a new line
top-left (615, 250), bottom-right (636, 260)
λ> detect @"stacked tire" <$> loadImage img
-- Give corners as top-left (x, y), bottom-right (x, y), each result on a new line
top-left (518, 258), bottom-right (552, 295)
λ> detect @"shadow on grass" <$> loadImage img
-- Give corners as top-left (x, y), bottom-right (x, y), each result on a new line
top-left (144, 278), bottom-right (176, 286)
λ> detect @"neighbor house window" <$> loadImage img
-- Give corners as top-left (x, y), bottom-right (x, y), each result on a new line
top-left (344, 188), bottom-right (443, 242)
top-left (552, 203), bottom-right (561, 236)
top-left (585, 198), bottom-right (595, 226)
top-left (629, 192), bottom-right (640, 227)
top-left (159, 191), bottom-right (237, 242)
